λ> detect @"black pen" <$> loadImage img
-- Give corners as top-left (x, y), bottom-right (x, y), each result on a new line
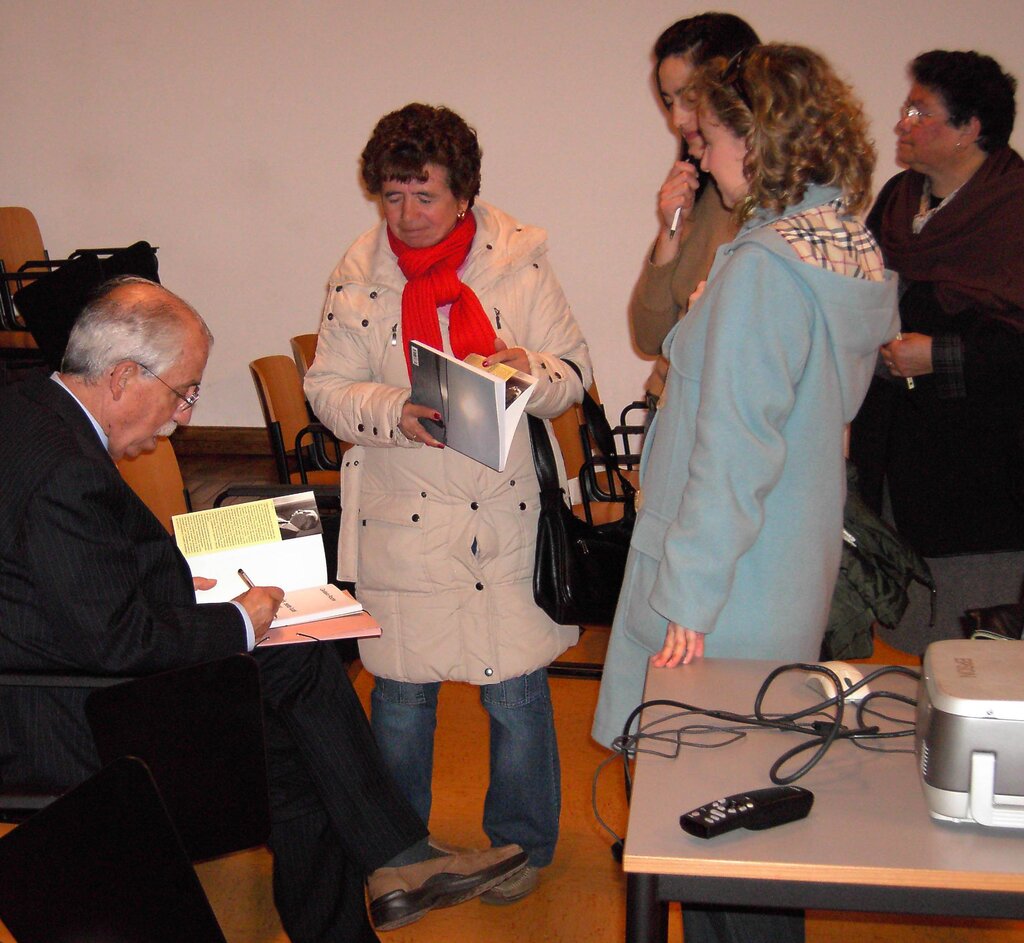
top-left (237, 568), bottom-right (255, 590)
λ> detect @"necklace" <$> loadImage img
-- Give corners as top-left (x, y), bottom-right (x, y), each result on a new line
top-left (912, 177), bottom-right (964, 234)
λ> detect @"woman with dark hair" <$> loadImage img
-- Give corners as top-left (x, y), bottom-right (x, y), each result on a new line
top-left (630, 12), bottom-right (759, 397)
top-left (305, 103), bottom-right (591, 904)
top-left (851, 51), bottom-right (1024, 651)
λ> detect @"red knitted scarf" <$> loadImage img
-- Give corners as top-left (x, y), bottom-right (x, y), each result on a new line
top-left (387, 213), bottom-right (497, 378)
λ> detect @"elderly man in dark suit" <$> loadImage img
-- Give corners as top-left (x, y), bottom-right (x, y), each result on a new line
top-left (0, 277), bottom-right (524, 942)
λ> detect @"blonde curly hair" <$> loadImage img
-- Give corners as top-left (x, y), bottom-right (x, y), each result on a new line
top-left (697, 44), bottom-right (875, 220)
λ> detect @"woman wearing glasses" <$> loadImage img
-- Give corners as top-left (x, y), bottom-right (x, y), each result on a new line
top-left (851, 51), bottom-right (1024, 650)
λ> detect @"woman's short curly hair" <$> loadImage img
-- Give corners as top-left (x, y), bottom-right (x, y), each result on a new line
top-left (697, 44), bottom-right (876, 220)
top-left (361, 103), bottom-right (482, 205)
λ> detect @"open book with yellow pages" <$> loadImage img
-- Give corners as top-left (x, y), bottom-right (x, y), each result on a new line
top-left (171, 491), bottom-right (381, 646)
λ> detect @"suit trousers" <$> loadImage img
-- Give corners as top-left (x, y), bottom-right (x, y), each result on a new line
top-left (254, 641), bottom-right (428, 943)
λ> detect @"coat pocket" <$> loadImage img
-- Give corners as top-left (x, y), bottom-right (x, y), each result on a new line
top-left (356, 491), bottom-right (429, 593)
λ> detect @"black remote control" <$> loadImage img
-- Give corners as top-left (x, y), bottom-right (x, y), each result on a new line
top-left (679, 785), bottom-right (814, 839)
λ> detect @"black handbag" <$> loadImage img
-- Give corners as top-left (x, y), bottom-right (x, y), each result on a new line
top-left (528, 394), bottom-right (636, 626)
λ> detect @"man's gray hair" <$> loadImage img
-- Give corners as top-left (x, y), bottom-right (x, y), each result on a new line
top-left (61, 276), bottom-right (213, 379)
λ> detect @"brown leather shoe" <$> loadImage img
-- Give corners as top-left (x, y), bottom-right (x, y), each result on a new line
top-left (479, 865), bottom-right (541, 905)
top-left (368, 843), bottom-right (527, 931)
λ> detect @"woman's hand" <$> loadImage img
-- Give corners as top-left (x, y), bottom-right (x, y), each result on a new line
top-left (652, 160), bottom-right (700, 265)
top-left (882, 332), bottom-right (933, 379)
top-left (651, 621), bottom-right (705, 668)
top-left (483, 338), bottom-right (530, 374)
top-left (399, 400), bottom-right (445, 447)
top-left (687, 279), bottom-right (707, 312)
top-left (658, 160), bottom-right (700, 232)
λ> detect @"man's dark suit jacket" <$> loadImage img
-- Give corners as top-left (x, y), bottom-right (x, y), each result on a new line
top-left (0, 375), bottom-right (247, 790)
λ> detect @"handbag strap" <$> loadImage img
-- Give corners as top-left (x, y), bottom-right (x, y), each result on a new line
top-left (528, 414), bottom-right (562, 498)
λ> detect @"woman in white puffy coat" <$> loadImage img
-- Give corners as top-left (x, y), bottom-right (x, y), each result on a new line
top-left (304, 103), bottom-right (591, 900)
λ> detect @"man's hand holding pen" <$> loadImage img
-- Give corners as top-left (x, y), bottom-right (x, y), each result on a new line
top-left (235, 569), bottom-right (285, 635)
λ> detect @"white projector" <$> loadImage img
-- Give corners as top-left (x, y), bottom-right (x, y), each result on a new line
top-left (915, 638), bottom-right (1024, 828)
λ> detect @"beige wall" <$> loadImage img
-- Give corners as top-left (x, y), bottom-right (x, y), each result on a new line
top-left (4, 0), bottom-right (1022, 425)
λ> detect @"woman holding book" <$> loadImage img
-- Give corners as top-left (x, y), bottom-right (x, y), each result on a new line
top-left (304, 102), bottom-right (591, 903)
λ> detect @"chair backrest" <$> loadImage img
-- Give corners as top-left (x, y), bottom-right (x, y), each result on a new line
top-left (0, 756), bottom-right (228, 943)
top-left (550, 379), bottom-right (601, 481)
top-left (250, 354), bottom-right (314, 450)
top-left (290, 332), bottom-right (318, 379)
top-left (116, 436), bottom-right (190, 534)
top-left (0, 207), bottom-right (45, 274)
top-left (0, 207), bottom-right (47, 334)
top-left (250, 354), bottom-right (340, 485)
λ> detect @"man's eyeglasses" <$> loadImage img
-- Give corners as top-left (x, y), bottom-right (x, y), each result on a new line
top-left (899, 104), bottom-right (937, 125)
top-left (137, 362), bottom-right (200, 411)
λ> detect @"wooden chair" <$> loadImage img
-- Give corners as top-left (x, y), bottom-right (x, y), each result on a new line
top-left (0, 756), bottom-right (229, 943)
top-left (549, 379), bottom-right (600, 486)
top-left (116, 436), bottom-right (191, 534)
top-left (0, 207), bottom-right (48, 329)
top-left (0, 207), bottom-right (45, 380)
top-left (250, 354), bottom-right (344, 486)
top-left (290, 332), bottom-right (318, 379)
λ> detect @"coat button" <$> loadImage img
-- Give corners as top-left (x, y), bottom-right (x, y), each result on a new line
top-left (486, 243), bottom-right (493, 250)
top-left (470, 501), bottom-right (479, 510)
top-left (369, 291), bottom-right (378, 299)
top-left (509, 479), bottom-right (515, 486)
top-left (372, 427), bottom-right (378, 435)
top-left (484, 667), bottom-right (494, 677)
top-left (334, 285), bottom-right (343, 292)
top-left (421, 491), bottom-right (427, 497)
top-left (475, 582), bottom-right (484, 590)
top-left (327, 313), bottom-right (334, 321)
top-left (412, 514), bottom-right (420, 522)
top-left (357, 423), bottom-right (364, 432)
top-left (361, 319), bottom-right (369, 327)
top-left (519, 502), bottom-right (526, 510)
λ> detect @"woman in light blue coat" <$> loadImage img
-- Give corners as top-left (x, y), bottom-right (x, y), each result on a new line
top-left (594, 45), bottom-right (900, 751)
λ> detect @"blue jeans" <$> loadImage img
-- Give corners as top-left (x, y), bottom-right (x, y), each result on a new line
top-left (370, 668), bottom-right (561, 867)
